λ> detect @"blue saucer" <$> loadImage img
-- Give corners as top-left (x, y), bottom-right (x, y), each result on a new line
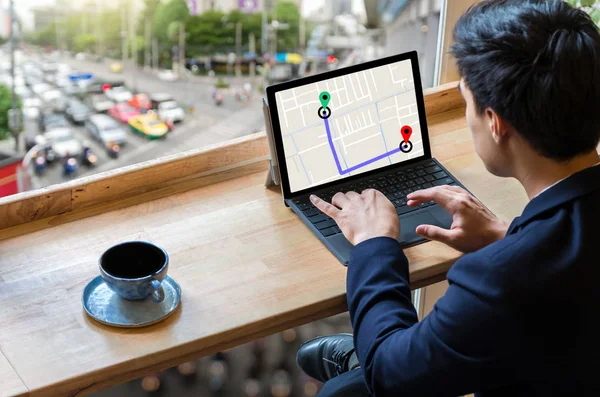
top-left (82, 275), bottom-right (181, 328)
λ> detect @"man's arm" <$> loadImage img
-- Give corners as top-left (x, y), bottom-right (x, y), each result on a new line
top-left (347, 237), bottom-right (524, 397)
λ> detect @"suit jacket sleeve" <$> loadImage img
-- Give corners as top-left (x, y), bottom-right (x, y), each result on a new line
top-left (347, 237), bottom-right (525, 397)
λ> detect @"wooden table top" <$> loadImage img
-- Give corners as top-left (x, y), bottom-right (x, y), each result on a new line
top-left (0, 106), bottom-right (530, 397)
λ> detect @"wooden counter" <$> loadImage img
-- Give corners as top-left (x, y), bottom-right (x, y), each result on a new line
top-left (0, 82), bottom-right (529, 397)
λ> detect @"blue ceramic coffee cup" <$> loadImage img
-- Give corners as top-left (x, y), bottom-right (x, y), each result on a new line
top-left (99, 241), bottom-right (169, 302)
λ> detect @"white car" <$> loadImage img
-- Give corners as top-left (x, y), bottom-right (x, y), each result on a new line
top-left (158, 69), bottom-right (178, 82)
top-left (41, 89), bottom-right (62, 104)
top-left (88, 94), bottom-right (115, 113)
top-left (32, 83), bottom-right (52, 95)
top-left (37, 128), bottom-right (82, 158)
top-left (158, 101), bottom-right (185, 123)
top-left (23, 97), bottom-right (42, 120)
top-left (105, 86), bottom-right (133, 103)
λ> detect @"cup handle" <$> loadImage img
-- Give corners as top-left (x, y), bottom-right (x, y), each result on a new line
top-left (150, 280), bottom-right (165, 303)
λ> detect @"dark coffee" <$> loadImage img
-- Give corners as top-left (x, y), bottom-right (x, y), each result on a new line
top-left (101, 242), bottom-right (166, 279)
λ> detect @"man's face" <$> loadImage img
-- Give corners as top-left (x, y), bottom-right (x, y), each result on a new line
top-left (459, 79), bottom-right (509, 177)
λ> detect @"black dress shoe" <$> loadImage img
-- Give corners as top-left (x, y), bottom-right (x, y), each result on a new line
top-left (296, 333), bottom-right (357, 383)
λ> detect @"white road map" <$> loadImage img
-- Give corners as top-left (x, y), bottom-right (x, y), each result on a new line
top-left (275, 59), bottom-right (424, 193)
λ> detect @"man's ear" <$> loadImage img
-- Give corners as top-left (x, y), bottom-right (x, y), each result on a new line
top-left (485, 108), bottom-right (508, 144)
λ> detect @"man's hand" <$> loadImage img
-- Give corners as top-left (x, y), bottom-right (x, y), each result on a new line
top-left (310, 189), bottom-right (400, 246)
top-left (407, 185), bottom-right (509, 253)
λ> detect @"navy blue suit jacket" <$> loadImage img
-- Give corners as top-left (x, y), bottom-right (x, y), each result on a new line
top-left (347, 164), bottom-right (600, 397)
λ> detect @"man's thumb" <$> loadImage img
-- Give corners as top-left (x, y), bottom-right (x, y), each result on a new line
top-left (416, 224), bottom-right (453, 243)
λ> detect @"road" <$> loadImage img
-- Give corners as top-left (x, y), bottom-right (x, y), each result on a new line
top-left (27, 57), bottom-right (266, 188)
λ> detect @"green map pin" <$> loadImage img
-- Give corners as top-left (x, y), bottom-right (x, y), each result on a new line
top-left (319, 91), bottom-right (331, 109)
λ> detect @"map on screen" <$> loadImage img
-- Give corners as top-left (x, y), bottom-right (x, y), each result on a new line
top-left (275, 59), bottom-right (425, 193)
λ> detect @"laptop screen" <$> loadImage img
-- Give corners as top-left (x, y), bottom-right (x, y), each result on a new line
top-left (274, 58), bottom-right (426, 194)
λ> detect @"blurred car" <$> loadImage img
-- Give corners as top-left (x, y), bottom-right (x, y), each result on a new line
top-left (158, 69), bottom-right (177, 82)
top-left (23, 97), bottom-right (42, 120)
top-left (149, 93), bottom-right (174, 110)
top-left (86, 114), bottom-right (128, 146)
top-left (36, 128), bottom-right (82, 158)
top-left (157, 100), bottom-right (185, 123)
top-left (128, 93), bottom-right (151, 111)
top-left (31, 83), bottom-right (52, 95)
top-left (65, 100), bottom-right (91, 125)
top-left (108, 103), bottom-right (140, 124)
top-left (109, 62), bottom-right (123, 73)
top-left (105, 86), bottom-right (132, 103)
top-left (15, 86), bottom-right (33, 99)
top-left (52, 95), bottom-right (69, 113)
top-left (87, 94), bottom-right (115, 113)
top-left (128, 112), bottom-right (170, 140)
top-left (75, 53), bottom-right (86, 61)
top-left (38, 112), bottom-right (70, 132)
top-left (40, 89), bottom-right (62, 105)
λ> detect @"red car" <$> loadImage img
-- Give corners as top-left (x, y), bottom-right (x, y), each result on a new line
top-left (108, 103), bottom-right (140, 124)
top-left (128, 93), bottom-right (151, 111)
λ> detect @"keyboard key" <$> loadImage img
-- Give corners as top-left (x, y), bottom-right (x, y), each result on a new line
top-left (315, 219), bottom-right (336, 230)
top-left (416, 170), bottom-right (427, 177)
top-left (396, 205), bottom-right (417, 215)
top-left (303, 208), bottom-right (320, 217)
top-left (419, 202), bottom-right (430, 209)
top-left (426, 165), bottom-right (442, 174)
top-left (415, 177), bottom-right (426, 185)
top-left (433, 177), bottom-right (455, 186)
top-left (309, 214), bottom-right (327, 224)
top-left (321, 227), bottom-right (338, 237)
top-left (434, 171), bottom-right (449, 179)
top-left (424, 175), bottom-right (435, 182)
top-left (422, 182), bottom-right (433, 188)
top-left (429, 200), bottom-right (436, 206)
top-left (386, 194), bottom-right (396, 201)
top-left (423, 159), bottom-right (437, 167)
top-left (388, 177), bottom-right (398, 183)
top-left (406, 180), bottom-right (416, 187)
top-left (407, 172), bottom-right (417, 179)
top-left (333, 226), bottom-right (341, 233)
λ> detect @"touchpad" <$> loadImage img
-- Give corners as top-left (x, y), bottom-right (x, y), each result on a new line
top-left (399, 211), bottom-right (443, 244)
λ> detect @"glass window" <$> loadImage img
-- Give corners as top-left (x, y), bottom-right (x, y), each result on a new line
top-left (1, 0), bottom-right (447, 201)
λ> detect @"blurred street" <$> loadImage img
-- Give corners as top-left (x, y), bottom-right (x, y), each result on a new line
top-left (23, 56), bottom-right (264, 188)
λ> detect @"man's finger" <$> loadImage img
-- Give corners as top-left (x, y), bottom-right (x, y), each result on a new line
top-left (310, 195), bottom-right (340, 218)
top-left (332, 192), bottom-right (351, 209)
top-left (407, 187), bottom-right (456, 211)
top-left (345, 190), bottom-right (361, 200)
top-left (416, 224), bottom-right (455, 244)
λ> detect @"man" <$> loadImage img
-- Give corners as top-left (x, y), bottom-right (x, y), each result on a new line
top-left (295, 1), bottom-right (600, 396)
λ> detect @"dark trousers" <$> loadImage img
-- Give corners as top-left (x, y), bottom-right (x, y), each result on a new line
top-left (317, 368), bottom-right (370, 397)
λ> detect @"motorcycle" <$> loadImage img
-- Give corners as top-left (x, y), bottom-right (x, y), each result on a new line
top-left (33, 153), bottom-right (46, 176)
top-left (81, 147), bottom-right (98, 167)
top-left (63, 156), bottom-right (79, 177)
top-left (106, 142), bottom-right (120, 159)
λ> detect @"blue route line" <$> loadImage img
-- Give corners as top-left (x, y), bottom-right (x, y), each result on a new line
top-left (324, 117), bottom-right (400, 175)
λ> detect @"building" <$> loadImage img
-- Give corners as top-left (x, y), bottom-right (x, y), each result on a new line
top-left (376, 0), bottom-right (443, 88)
top-left (0, 8), bottom-right (10, 38)
top-left (31, 6), bottom-right (68, 31)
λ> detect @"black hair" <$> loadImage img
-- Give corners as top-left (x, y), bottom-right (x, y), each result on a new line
top-left (451, 0), bottom-right (600, 161)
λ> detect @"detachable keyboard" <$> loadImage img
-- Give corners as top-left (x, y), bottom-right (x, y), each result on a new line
top-left (291, 159), bottom-right (458, 238)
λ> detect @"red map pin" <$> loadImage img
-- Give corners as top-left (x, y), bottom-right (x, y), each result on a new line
top-left (400, 125), bottom-right (413, 143)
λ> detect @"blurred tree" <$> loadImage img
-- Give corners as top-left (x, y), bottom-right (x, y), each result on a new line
top-left (138, 0), bottom-right (162, 34)
top-left (565, 0), bottom-right (600, 25)
top-left (152, 0), bottom-right (190, 43)
top-left (73, 34), bottom-right (98, 53)
top-left (272, 1), bottom-right (301, 52)
top-left (0, 85), bottom-right (21, 141)
top-left (0, 36), bottom-right (7, 46)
